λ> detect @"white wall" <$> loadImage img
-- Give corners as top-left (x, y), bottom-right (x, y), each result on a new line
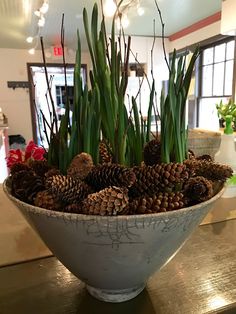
top-left (0, 48), bottom-right (91, 143)
top-left (128, 36), bottom-right (169, 116)
top-left (169, 21), bottom-right (221, 51)
top-left (129, 36), bottom-right (169, 80)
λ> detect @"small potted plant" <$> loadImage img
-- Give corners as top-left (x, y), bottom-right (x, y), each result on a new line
top-left (216, 99), bottom-right (236, 130)
top-left (4, 1), bottom-right (233, 302)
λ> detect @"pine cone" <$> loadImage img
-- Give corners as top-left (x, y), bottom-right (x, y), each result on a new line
top-left (46, 175), bottom-right (91, 204)
top-left (85, 163), bottom-right (136, 191)
top-left (64, 203), bottom-right (82, 214)
top-left (28, 160), bottom-right (51, 178)
top-left (184, 176), bottom-right (213, 203)
top-left (185, 160), bottom-right (233, 182)
top-left (82, 186), bottom-right (129, 216)
top-left (99, 141), bottom-right (113, 164)
top-left (128, 192), bottom-right (187, 214)
top-left (67, 152), bottom-right (93, 180)
top-left (10, 163), bottom-right (30, 175)
top-left (129, 192), bottom-right (187, 214)
top-left (34, 190), bottom-right (62, 211)
top-left (188, 149), bottom-right (195, 160)
top-left (143, 139), bottom-right (161, 166)
top-left (11, 170), bottom-right (45, 204)
top-left (196, 154), bottom-right (213, 162)
top-left (129, 163), bottom-right (190, 197)
top-left (45, 168), bottom-right (61, 179)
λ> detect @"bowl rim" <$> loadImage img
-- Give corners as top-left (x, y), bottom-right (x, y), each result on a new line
top-left (3, 177), bottom-right (225, 222)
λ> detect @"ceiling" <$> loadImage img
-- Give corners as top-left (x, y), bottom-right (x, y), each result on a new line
top-left (0, 0), bottom-right (222, 51)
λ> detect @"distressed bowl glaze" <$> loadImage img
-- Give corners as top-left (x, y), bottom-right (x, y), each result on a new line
top-left (3, 179), bottom-right (224, 302)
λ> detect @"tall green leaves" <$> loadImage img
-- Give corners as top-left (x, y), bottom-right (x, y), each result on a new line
top-left (44, 2), bottom-right (199, 171)
top-left (83, 4), bottom-right (130, 165)
top-left (160, 48), bottom-right (199, 163)
top-left (82, 3), bottom-right (156, 166)
top-left (46, 25), bottom-right (101, 173)
top-left (46, 2), bottom-right (157, 170)
top-left (68, 28), bottom-right (101, 167)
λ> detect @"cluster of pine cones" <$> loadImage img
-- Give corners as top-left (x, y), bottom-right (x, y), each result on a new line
top-left (9, 139), bottom-right (233, 216)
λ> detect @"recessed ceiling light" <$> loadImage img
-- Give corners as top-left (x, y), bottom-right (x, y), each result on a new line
top-left (26, 36), bottom-right (34, 43)
top-left (137, 6), bottom-right (145, 16)
top-left (28, 48), bottom-right (35, 55)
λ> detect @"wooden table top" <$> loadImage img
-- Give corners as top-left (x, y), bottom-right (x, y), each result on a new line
top-left (0, 219), bottom-right (236, 314)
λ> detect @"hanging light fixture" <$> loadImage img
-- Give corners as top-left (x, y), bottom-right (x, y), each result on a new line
top-left (122, 14), bottom-right (130, 28)
top-left (38, 16), bottom-right (45, 27)
top-left (26, 0), bottom-right (49, 54)
top-left (34, 10), bottom-right (41, 17)
top-left (116, 13), bottom-right (130, 30)
top-left (40, 1), bottom-right (49, 14)
top-left (103, 0), bottom-right (117, 17)
top-left (103, 0), bottom-right (144, 29)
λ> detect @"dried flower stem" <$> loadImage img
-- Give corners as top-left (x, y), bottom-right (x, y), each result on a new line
top-left (40, 37), bottom-right (58, 134)
top-left (153, 0), bottom-right (170, 73)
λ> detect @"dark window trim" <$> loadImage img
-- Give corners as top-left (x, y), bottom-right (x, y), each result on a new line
top-left (199, 38), bottom-right (235, 95)
top-left (199, 95), bottom-right (232, 99)
top-left (198, 36), bottom-right (235, 52)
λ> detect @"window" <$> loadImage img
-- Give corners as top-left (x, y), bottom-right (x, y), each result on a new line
top-left (198, 39), bottom-right (235, 130)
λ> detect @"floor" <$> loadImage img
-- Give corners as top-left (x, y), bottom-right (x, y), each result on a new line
top-left (0, 219), bottom-right (236, 314)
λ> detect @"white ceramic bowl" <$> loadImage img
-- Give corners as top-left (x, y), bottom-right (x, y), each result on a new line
top-left (3, 180), bottom-right (224, 303)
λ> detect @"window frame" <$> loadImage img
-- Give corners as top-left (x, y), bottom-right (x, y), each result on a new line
top-left (199, 38), bottom-right (235, 98)
top-left (196, 36), bottom-right (236, 126)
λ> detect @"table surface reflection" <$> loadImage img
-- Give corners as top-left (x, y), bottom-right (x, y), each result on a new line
top-left (0, 219), bottom-right (236, 314)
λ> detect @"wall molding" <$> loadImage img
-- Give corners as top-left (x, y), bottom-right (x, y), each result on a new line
top-left (169, 11), bottom-right (221, 42)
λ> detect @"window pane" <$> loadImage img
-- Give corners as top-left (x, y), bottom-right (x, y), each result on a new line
top-left (199, 97), bottom-right (228, 130)
top-left (202, 65), bottom-right (213, 96)
top-left (214, 43), bottom-right (226, 63)
top-left (203, 47), bottom-right (213, 65)
top-left (213, 63), bottom-right (224, 96)
top-left (224, 60), bottom-right (233, 95)
top-left (226, 40), bottom-right (235, 60)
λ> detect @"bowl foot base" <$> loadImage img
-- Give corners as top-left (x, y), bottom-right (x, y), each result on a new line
top-left (86, 284), bottom-right (145, 303)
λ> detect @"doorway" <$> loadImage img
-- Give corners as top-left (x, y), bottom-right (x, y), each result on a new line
top-left (27, 63), bottom-right (87, 147)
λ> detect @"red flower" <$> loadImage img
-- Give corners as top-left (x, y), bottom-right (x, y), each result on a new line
top-left (31, 146), bottom-right (45, 161)
top-left (6, 149), bottom-right (24, 168)
top-left (25, 140), bottom-right (38, 161)
top-left (6, 140), bottom-right (46, 169)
